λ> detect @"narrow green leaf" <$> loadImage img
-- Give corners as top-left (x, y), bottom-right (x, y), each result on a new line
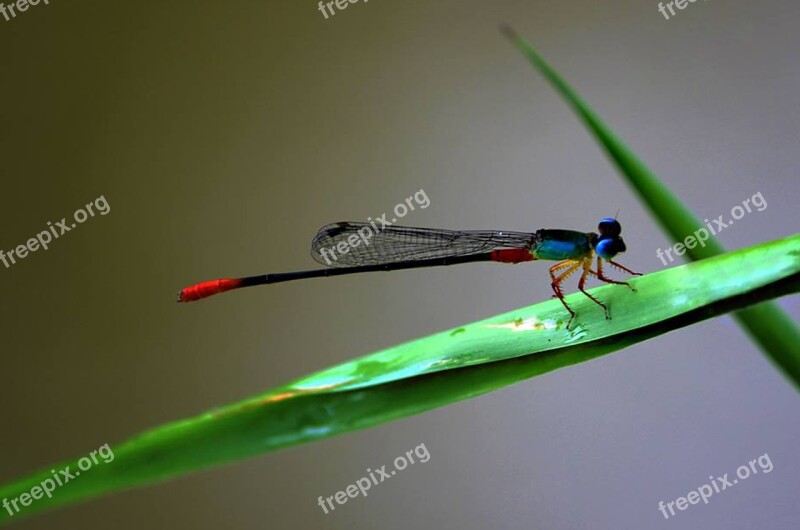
top-left (1, 234), bottom-right (799, 524)
top-left (501, 25), bottom-right (800, 389)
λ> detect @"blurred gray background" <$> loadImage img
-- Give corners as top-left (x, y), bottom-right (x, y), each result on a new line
top-left (1, 0), bottom-right (799, 528)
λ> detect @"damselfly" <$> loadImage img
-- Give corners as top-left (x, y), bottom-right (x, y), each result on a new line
top-left (179, 218), bottom-right (641, 328)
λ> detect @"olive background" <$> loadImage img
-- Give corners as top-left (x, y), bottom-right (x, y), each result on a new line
top-left (1, 1), bottom-right (799, 529)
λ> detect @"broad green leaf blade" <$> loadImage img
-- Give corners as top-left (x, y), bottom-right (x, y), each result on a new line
top-left (501, 26), bottom-right (800, 389)
top-left (1, 234), bottom-right (799, 524)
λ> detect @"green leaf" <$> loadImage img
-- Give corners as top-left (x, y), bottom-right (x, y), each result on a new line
top-left (1, 234), bottom-right (799, 524)
top-left (501, 25), bottom-right (800, 390)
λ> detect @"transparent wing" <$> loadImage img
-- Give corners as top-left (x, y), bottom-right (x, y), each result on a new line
top-left (310, 222), bottom-right (536, 267)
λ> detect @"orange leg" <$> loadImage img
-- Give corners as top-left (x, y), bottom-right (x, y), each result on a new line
top-left (590, 257), bottom-right (635, 291)
top-left (593, 257), bottom-right (641, 293)
top-left (577, 258), bottom-right (610, 320)
top-left (549, 260), bottom-right (581, 328)
top-left (607, 259), bottom-right (642, 277)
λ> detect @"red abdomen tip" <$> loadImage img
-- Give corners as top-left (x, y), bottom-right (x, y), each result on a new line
top-left (179, 278), bottom-right (242, 302)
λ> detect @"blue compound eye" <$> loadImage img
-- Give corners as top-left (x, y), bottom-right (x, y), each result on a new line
top-left (596, 237), bottom-right (626, 259)
top-left (598, 218), bottom-right (622, 237)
